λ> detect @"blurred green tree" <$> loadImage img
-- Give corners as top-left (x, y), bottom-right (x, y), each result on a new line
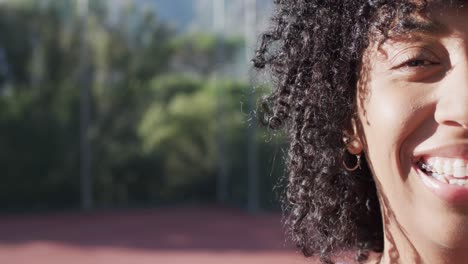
top-left (0, 0), bottom-right (284, 211)
top-left (138, 75), bottom-right (252, 202)
top-left (0, 0), bottom-right (176, 209)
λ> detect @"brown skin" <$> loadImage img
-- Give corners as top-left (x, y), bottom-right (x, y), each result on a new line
top-left (352, 6), bottom-right (468, 264)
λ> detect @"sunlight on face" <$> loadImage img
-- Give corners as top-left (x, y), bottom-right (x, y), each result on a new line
top-left (358, 4), bottom-right (468, 263)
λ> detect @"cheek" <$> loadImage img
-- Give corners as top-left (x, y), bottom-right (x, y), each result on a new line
top-left (358, 80), bottom-right (427, 183)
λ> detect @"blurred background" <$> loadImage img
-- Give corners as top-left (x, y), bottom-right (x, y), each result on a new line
top-left (0, 0), bottom-right (304, 263)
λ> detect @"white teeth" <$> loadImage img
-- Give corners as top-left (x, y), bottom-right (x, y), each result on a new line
top-left (454, 167), bottom-right (466, 178)
top-left (433, 159), bottom-right (443, 174)
top-left (448, 179), bottom-right (468, 186)
top-left (425, 158), bottom-right (468, 176)
top-left (436, 174), bottom-right (448, 184)
top-left (449, 179), bottom-right (458, 185)
top-left (454, 159), bottom-right (464, 167)
top-left (420, 157), bottom-right (468, 184)
top-left (443, 161), bottom-right (453, 175)
top-left (432, 175), bottom-right (468, 185)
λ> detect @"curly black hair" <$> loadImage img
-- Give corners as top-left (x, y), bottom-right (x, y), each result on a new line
top-left (254, 0), bottom-right (459, 263)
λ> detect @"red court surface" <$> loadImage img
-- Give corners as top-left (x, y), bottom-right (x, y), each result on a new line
top-left (0, 206), bottom-right (309, 264)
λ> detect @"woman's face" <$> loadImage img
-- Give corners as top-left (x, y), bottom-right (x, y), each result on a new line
top-left (358, 5), bottom-right (468, 257)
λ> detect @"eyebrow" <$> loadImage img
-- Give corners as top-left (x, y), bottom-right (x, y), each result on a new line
top-left (392, 17), bottom-right (449, 37)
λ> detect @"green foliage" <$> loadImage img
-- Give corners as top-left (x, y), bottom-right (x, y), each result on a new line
top-left (0, 0), bottom-right (285, 211)
top-left (170, 33), bottom-right (243, 74)
top-left (139, 76), bottom-right (254, 202)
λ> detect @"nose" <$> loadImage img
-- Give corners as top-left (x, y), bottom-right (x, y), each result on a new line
top-left (434, 63), bottom-right (468, 129)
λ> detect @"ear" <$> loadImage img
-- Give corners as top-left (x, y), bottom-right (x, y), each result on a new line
top-left (343, 118), bottom-right (363, 155)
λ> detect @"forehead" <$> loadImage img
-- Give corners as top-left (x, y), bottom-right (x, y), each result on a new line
top-left (387, 2), bottom-right (468, 39)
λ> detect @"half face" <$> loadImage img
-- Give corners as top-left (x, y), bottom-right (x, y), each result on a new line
top-left (358, 4), bottom-right (468, 253)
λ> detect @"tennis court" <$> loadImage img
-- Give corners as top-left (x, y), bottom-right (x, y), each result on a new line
top-left (0, 206), bottom-right (308, 264)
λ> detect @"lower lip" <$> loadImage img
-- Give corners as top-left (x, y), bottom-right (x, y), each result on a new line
top-left (415, 165), bottom-right (468, 204)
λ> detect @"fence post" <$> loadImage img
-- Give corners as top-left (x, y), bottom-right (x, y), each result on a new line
top-left (77, 0), bottom-right (92, 211)
top-left (213, 0), bottom-right (229, 204)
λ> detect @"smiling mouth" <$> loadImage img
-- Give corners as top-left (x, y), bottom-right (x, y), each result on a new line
top-left (416, 157), bottom-right (468, 186)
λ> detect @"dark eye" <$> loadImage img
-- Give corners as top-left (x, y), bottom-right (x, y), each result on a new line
top-left (405, 59), bottom-right (435, 67)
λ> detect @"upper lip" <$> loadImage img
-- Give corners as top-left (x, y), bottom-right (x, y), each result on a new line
top-left (413, 143), bottom-right (468, 160)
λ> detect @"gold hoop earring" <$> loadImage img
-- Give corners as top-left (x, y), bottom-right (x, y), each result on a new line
top-left (343, 151), bottom-right (361, 172)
